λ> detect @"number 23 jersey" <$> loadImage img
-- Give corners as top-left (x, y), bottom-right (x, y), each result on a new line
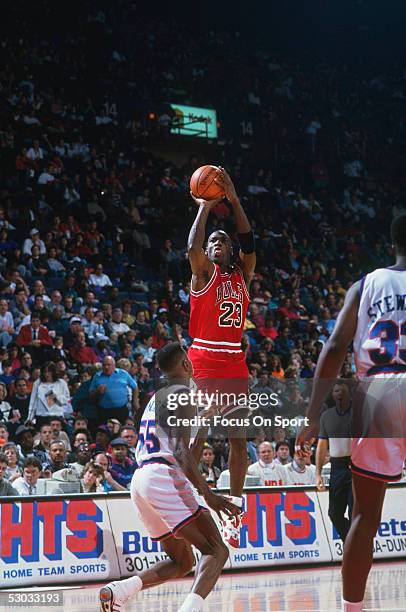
top-left (189, 263), bottom-right (249, 377)
top-left (353, 268), bottom-right (406, 376)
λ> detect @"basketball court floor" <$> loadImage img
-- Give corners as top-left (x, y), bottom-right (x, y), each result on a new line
top-left (1, 561), bottom-right (405, 611)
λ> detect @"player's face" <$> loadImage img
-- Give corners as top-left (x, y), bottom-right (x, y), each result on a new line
top-left (206, 232), bottom-right (231, 265)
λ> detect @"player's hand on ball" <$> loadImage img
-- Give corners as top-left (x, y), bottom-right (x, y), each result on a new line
top-left (190, 191), bottom-right (223, 208)
top-left (204, 490), bottom-right (240, 520)
top-left (215, 167), bottom-right (238, 204)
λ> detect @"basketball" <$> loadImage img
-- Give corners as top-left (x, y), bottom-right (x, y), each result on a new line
top-left (190, 165), bottom-right (225, 200)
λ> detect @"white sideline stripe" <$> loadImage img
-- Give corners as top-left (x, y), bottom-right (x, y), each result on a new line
top-left (191, 345), bottom-right (242, 353)
top-left (194, 338), bottom-right (241, 346)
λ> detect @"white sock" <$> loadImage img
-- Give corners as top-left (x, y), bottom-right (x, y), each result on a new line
top-left (228, 495), bottom-right (243, 509)
top-left (342, 598), bottom-right (363, 611)
top-left (178, 592), bottom-right (204, 612)
top-left (114, 575), bottom-right (142, 600)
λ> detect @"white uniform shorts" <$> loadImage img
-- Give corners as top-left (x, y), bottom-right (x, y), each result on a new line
top-left (130, 459), bottom-right (208, 541)
top-left (351, 375), bottom-right (406, 482)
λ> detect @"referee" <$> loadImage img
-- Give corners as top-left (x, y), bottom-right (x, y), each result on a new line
top-left (316, 381), bottom-right (353, 542)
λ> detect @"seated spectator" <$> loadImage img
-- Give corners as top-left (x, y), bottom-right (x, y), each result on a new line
top-left (27, 362), bottom-right (71, 428)
top-left (89, 264), bottom-right (112, 291)
top-left (119, 425), bottom-right (138, 461)
top-left (0, 453), bottom-right (18, 496)
top-left (109, 437), bottom-right (136, 489)
top-left (67, 428), bottom-right (92, 462)
top-left (108, 308), bottom-right (130, 336)
top-left (16, 311), bottom-right (52, 365)
top-left (274, 327), bottom-right (295, 364)
top-left (247, 441), bottom-right (287, 486)
top-left (33, 421), bottom-right (52, 455)
top-left (3, 443), bottom-right (22, 481)
top-left (12, 457), bottom-right (43, 496)
top-left (0, 422), bottom-right (9, 446)
top-left (270, 355), bottom-right (285, 379)
top-left (69, 442), bottom-right (93, 477)
top-left (93, 452), bottom-right (126, 492)
top-left (211, 434), bottom-right (229, 472)
top-left (91, 424), bottom-right (112, 454)
top-left (274, 440), bottom-right (292, 466)
top-left (8, 343), bottom-right (22, 371)
top-left (72, 414), bottom-right (89, 431)
top-left (0, 382), bottom-right (12, 419)
top-left (285, 451), bottom-right (316, 486)
top-left (135, 333), bottom-right (156, 364)
top-left (199, 444), bottom-right (220, 487)
top-left (69, 331), bottom-right (100, 365)
top-left (0, 299), bottom-right (15, 347)
top-left (49, 417), bottom-right (71, 451)
top-left (80, 461), bottom-right (105, 493)
top-left (14, 424), bottom-right (47, 463)
top-left (42, 440), bottom-right (71, 476)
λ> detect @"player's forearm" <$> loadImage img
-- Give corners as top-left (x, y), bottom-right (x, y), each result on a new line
top-left (189, 430), bottom-right (208, 464)
top-left (174, 445), bottom-right (211, 497)
top-left (230, 197), bottom-right (251, 233)
top-left (188, 205), bottom-right (211, 251)
top-left (316, 442), bottom-right (327, 476)
top-left (307, 340), bottom-right (348, 421)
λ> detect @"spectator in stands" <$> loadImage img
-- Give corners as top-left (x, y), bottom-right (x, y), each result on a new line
top-left (135, 333), bottom-right (156, 364)
top-left (0, 299), bottom-right (15, 347)
top-left (12, 457), bottom-right (43, 496)
top-left (0, 383), bottom-right (12, 420)
top-left (68, 429), bottom-right (92, 461)
top-left (0, 453), bottom-right (18, 496)
top-left (93, 452), bottom-right (126, 492)
top-left (69, 331), bottom-right (99, 365)
top-left (14, 424), bottom-right (47, 463)
top-left (89, 264), bottom-right (112, 291)
top-left (17, 312), bottom-right (52, 365)
top-left (0, 422), bottom-right (9, 446)
top-left (109, 437), bottom-right (137, 489)
top-left (247, 441), bottom-right (287, 486)
top-left (285, 451), bottom-right (316, 485)
top-left (27, 362), bottom-right (71, 428)
top-left (92, 424), bottom-right (112, 453)
top-left (3, 443), bottom-right (22, 481)
top-left (274, 441), bottom-right (292, 466)
top-left (33, 422), bottom-right (52, 455)
top-left (119, 426), bottom-right (138, 461)
top-left (80, 461), bottom-right (105, 493)
top-left (211, 434), bottom-right (229, 472)
top-left (69, 442), bottom-right (93, 477)
top-left (42, 440), bottom-right (70, 476)
top-left (108, 309), bottom-right (130, 336)
top-left (89, 356), bottom-right (138, 423)
top-left (199, 444), bottom-right (221, 487)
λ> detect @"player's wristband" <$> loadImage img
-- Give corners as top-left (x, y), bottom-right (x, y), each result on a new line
top-left (238, 231), bottom-right (255, 254)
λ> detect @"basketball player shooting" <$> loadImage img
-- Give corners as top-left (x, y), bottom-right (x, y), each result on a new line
top-left (296, 214), bottom-right (406, 612)
top-left (187, 167), bottom-right (256, 548)
top-left (99, 343), bottom-right (239, 612)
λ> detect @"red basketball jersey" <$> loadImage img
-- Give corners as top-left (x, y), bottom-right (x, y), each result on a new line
top-left (189, 263), bottom-right (249, 356)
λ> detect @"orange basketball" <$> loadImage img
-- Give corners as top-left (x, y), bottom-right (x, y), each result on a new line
top-left (190, 165), bottom-right (225, 200)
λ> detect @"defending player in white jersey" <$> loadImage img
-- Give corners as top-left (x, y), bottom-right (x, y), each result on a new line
top-left (296, 214), bottom-right (406, 612)
top-left (99, 342), bottom-right (239, 612)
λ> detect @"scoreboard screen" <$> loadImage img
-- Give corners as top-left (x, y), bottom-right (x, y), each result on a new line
top-left (170, 103), bottom-right (217, 139)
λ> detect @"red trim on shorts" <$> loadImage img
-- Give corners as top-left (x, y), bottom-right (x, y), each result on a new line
top-left (172, 505), bottom-right (208, 536)
top-left (351, 460), bottom-right (402, 483)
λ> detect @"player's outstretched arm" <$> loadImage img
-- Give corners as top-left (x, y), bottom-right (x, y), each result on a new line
top-left (215, 167), bottom-right (256, 286)
top-left (187, 196), bottom-right (220, 280)
top-left (296, 280), bottom-right (360, 449)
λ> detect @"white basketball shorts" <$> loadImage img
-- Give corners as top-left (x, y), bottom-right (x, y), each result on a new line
top-left (130, 459), bottom-right (208, 541)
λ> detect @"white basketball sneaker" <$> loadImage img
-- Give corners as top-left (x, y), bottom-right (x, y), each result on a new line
top-left (222, 512), bottom-right (243, 548)
top-left (99, 583), bottom-right (127, 612)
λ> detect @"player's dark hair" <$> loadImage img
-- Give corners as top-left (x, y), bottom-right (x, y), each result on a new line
top-left (391, 214), bottom-right (406, 253)
top-left (156, 342), bottom-right (185, 372)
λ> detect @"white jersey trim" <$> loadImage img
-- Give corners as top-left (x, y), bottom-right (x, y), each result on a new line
top-left (193, 338), bottom-right (241, 346)
top-left (191, 344), bottom-right (242, 353)
top-left (190, 265), bottom-right (217, 297)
